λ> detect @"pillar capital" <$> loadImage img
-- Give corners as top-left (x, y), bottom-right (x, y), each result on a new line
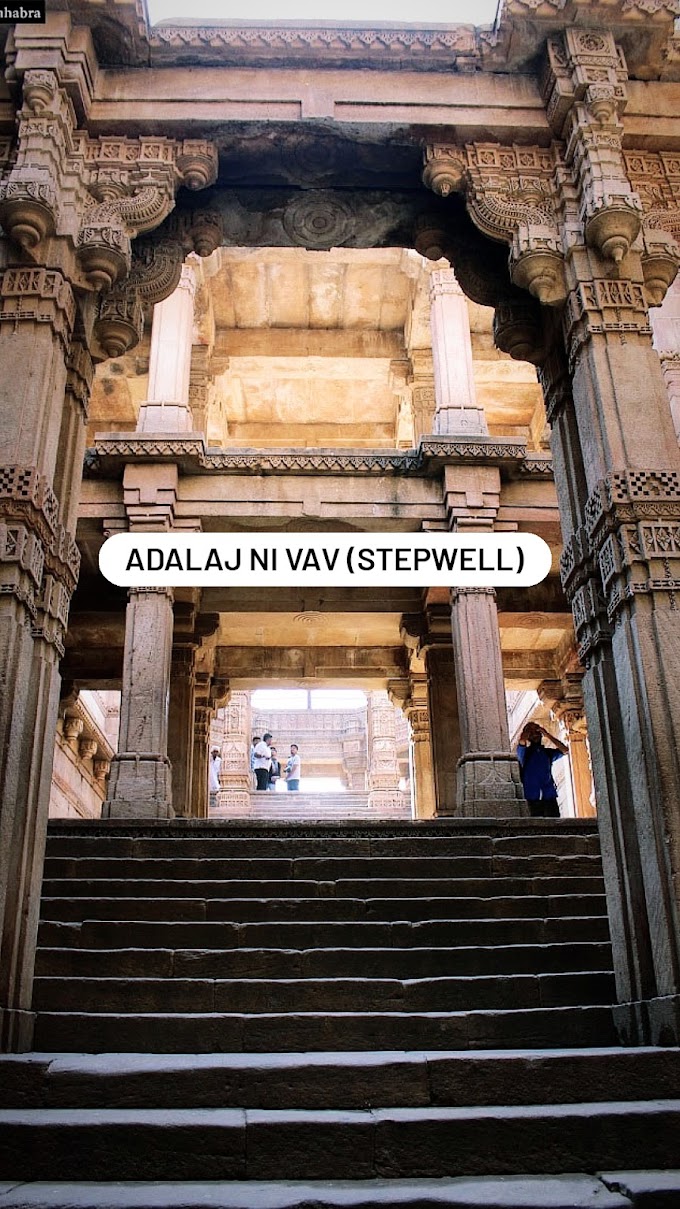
top-left (428, 268), bottom-right (464, 300)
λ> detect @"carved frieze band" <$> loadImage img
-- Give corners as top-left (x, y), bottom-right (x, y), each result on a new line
top-left (0, 267), bottom-right (76, 350)
top-left (0, 464), bottom-right (80, 645)
top-left (564, 277), bottom-right (652, 365)
top-left (562, 471), bottom-right (680, 653)
top-left (85, 438), bottom-right (552, 479)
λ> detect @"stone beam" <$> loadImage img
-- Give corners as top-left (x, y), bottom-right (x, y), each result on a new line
top-left (87, 73), bottom-right (548, 145)
top-left (214, 645), bottom-right (408, 687)
top-left (212, 330), bottom-right (405, 360)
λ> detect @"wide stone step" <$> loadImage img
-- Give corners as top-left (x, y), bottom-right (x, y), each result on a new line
top-left (39, 875), bottom-right (606, 901)
top-left (32, 971), bottom-right (615, 1014)
top-left (33, 1005), bottom-right (618, 1052)
top-left (0, 1101), bottom-right (678, 1181)
top-left (38, 893), bottom-right (608, 925)
top-left (35, 941), bottom-right (614, 980)
top-left (41, 855), bottom-right (603, 881)
top-left (3, 1048), bottom-right (677, 1111)
top-left (0, 1174), bottom-right (673, 1209)
top-left (36, 915), bottom-right (611, 952)
top-left (43, 833), bottom-right (602, 859)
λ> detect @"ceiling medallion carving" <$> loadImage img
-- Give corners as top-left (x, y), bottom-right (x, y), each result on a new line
top-left (282, 193), bottom-right (354, 249)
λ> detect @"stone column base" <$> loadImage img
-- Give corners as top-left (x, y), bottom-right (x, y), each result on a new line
top-left (0, 1007), bottom-right (36, 1052)
top-left (367, 790), bottom-right (411, 813)
top-left (103, 753), bottom-right (174, 819)
top-left (613, 994), bottom-right (680, 1047)
top-left (454, 752), bottom-right (527, 818)
top-left (215, 788), bottom-right (251, 812)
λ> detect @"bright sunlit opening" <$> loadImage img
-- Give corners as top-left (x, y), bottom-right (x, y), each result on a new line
top-left (148, 0), bottom-right (499, 26)
top-left (252, 689), bottom-right (367, 712)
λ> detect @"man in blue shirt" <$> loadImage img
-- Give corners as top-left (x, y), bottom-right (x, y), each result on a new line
top-left (516, 721), bottom-right (569, 818)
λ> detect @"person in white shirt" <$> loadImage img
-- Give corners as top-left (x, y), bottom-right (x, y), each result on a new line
top-left (285, 744), bottom-right (301, 792)
top-left (208, 747), bottom-right (221, 808)
top-left (253, 732), bottom-right (273, 791)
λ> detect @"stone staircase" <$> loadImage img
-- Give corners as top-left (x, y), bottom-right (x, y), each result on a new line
top-left (210, 791), bottom-right (411, 821)
top-left (0, 818), bottom-right (679, 1207)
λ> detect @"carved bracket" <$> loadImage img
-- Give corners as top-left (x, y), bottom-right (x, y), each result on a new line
top-left (77, 137), bottom-right (218, 292)
top-left (624, 150), bottom-right (680, 305)
top-left (422, 143), bottom-right (568, 306)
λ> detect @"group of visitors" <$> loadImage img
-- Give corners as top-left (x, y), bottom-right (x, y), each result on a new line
top-left (206, 734), bottom-right (301, 807)
top-left (209, 716), bottom-right (566, 814)
top-left (251, 733), bottom-right (301, 792)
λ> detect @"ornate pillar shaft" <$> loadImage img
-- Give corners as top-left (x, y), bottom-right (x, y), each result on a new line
top-left (103, 588), bottom-right (175, 819)
top-left (0, 274), bottom-right (81, 1051)
top-left (168, 644), bottom-right (197, 817)
top-left (191, 702), bottom-right (211, 819)
top-left (567, 726), bottom-right (596, 819)
top-left (450, 587), bottom-right (525, 817)
top-left (423, 646), bottom-right (460, 816)
top-left (138, 265), bottom-right (197, 433)
top-left (429, 269), bottom-right (487, 436)
top-left (405, 675), bottom-right (437, 820)
top-left (367, 690), bottom-right (402, 811)
top-left (216, 691), bottom-right (253, 811)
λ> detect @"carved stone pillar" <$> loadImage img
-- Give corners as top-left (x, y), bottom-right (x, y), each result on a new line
top-left (429, 269), bottom-right (487, 436)
top-left (422, 17), bottom-right (680, 1040)
top-left (168, 644), bottom-right (197, 817)
top-left (341, 738), bottom-right (367, 792)
top-left (191, 701), bottom-right (212, 819)
top-left (403, 673), bottom-right (437, 820)
top-left (450, 588), bottom-right (525, 817)
top-left (556, 706), bottom-right (595, 820)
top-left (0, 273), bottom-right (81, 1051)
top-left (103, 588), bottom-right (175, 819)
top-left (217, 691), bottom-right (252, 811)
top-left (366, 690), bottom-right (402, 811)
top-left (408, 351), bottom-right (436, 443)
top-left (0, 26), bottom-right (218, 1049)
top-left (138, 265), bottom-right (197, 433)
top-left (420, 646), bottom-right (458, 816)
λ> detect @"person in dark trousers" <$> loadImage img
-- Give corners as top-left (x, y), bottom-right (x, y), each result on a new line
top-left (516, 721), bottom-right (568, 818)
top-left (253, 733), bottom-right (273, 791)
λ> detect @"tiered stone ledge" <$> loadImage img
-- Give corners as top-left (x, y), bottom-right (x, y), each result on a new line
top-left (84, 435), bottom-right (553, 480)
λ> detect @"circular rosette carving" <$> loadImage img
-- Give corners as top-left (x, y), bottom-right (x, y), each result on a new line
top-left (282, 192), bottom-right (353, 249)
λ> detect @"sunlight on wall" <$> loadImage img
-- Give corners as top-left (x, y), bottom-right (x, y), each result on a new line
top-left (148, 0), bottom-right (499, 26)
